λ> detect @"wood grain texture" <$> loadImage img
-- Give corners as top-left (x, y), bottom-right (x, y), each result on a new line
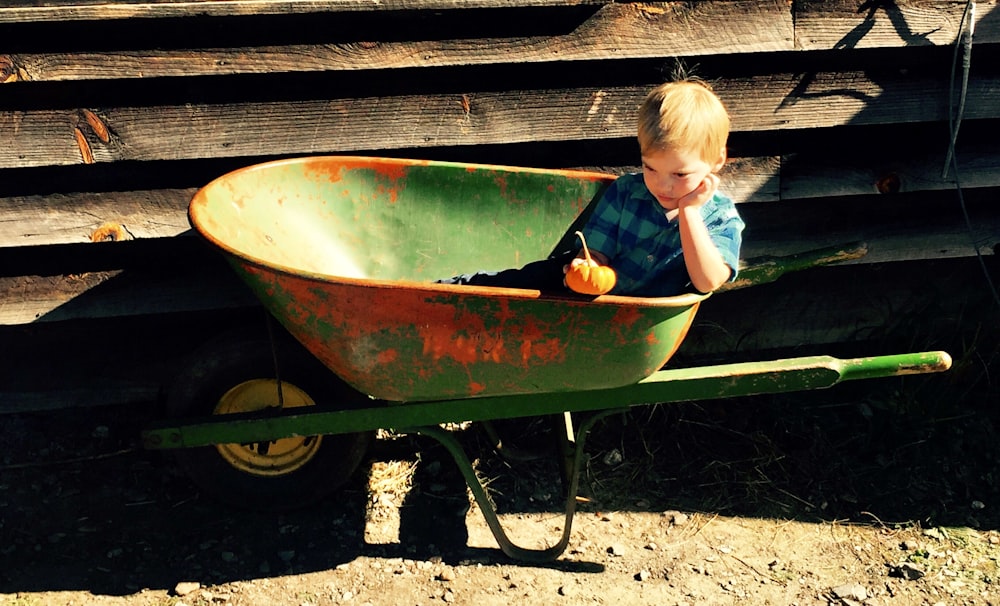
top-left (4, 69), bottom-right (999, 169)
top-left (0, 2), bottom-right (792, 82)
top-left (0, 0), bottom-right (606, 22)
top-left (5, 1), bottom-right (997, 84)
top-left (0, 265), bottom-right (256, 325)
top-left (4, 141), bottom-right (1000, 249)
top-left (0, 188), bottom-right (195, 247)
top-left (795, 0), bottom-right (999, 50)
top-left (780, 143), bottom-right (1000, 199)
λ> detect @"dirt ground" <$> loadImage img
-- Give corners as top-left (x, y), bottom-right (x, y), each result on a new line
top-left (2, 357), bottom-right (999, 606)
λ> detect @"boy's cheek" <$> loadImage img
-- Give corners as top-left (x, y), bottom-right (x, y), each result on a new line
top-left (679, 180), bottom-right (702, 197)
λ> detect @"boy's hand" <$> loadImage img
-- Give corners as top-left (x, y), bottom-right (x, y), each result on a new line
top-left (563, 250), bottom-right (610, 274)
top-left (563, 250), bottom-right (610, 286)
top-left (567, 256), bottom-right (597, 270)
top-left (563, 256), bottom-right (598, 282)
top-left (677, 173), bottom-right (720, 210)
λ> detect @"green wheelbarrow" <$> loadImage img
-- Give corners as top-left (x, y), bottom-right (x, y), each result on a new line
top-left (143, 156), bottom-right (951, 562)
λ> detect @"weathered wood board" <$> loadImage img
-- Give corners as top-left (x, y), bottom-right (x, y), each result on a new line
top-left (4, 69), bottom-right (1000, 169)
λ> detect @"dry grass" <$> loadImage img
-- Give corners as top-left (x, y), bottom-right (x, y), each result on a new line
top-left (367, 459), bottom-right (417, 504)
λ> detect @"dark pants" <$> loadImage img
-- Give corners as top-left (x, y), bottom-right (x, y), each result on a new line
top-left (437, 249), bottom-right (576, 292)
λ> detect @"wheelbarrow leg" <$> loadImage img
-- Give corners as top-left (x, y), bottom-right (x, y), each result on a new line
top-left (410, 409), bottom-right (622, 562)
top-left (479, 420), bottom-right (551, 463)
top-left (554, 411), bottom-right (577, 496)
top-left (480, 413), bottom-right (579, 493)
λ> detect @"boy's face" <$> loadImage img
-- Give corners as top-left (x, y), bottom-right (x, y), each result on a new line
top-left (641, 147), bottom-right (726, 211)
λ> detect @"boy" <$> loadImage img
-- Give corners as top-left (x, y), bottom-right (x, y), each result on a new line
top-left (440, 78), bottom-right (744, 296)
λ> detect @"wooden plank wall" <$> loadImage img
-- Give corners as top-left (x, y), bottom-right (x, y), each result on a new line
top-left (1, 0), bottom-right (998, 411)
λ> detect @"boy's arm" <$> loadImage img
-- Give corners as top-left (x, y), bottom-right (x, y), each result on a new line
top-left (677, 174), bottom-right (733, 293)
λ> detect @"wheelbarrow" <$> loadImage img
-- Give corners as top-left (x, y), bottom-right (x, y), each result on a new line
top-left (142, 156), bottom-right (952, 562)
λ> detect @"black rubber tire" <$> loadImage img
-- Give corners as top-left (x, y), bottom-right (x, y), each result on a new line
top-left (165, 326), bottom-right (373, 511)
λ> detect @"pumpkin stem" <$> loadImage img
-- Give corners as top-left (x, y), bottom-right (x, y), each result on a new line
top-left (574, 231), bottom-right (594, 264)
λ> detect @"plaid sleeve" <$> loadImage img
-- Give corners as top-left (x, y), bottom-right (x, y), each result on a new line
top-left (704, 196), bottom-right (745, 280)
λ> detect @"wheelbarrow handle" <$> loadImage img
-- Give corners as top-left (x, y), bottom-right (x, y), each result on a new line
top-left (720, 241), bottom-right (869, 291)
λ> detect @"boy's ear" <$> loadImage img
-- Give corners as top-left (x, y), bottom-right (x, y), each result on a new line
top-left (711, 148), bottom-right (727, 173)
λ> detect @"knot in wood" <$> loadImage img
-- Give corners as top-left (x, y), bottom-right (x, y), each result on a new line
top-left (0, 55), bottom-right (18, 83)
top-left (875, 172), bottom-right (901, 194)
top-left (90, 222), bottom-right (134, 242)
top-left (79, 109), bottom-right (112, 144)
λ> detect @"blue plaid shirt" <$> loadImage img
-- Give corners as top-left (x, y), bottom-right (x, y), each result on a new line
top-left (581, 172), bottom-right (744, 296)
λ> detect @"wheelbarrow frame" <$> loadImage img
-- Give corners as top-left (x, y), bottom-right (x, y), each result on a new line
top-left (148, 156), bottom-right (954, 561)
top-left (143, 349), bottom-right (951, 562)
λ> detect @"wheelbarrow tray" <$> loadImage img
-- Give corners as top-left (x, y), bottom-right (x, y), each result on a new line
top-left (189, 156), bottom-right (706, 402)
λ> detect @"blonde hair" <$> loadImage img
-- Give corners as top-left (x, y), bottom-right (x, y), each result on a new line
top-left (637, 79), bottom-right (730, 162)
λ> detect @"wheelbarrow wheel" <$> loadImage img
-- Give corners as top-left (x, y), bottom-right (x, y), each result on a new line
top-left (165, 327), bottom-right (373, 511)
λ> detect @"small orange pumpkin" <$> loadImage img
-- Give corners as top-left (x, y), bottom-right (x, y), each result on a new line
top-left (565, 231), bottom-right (617, 295)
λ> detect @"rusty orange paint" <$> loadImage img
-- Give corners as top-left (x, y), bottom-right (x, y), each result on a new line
top-left (371, 161), bottom-right (409, 181)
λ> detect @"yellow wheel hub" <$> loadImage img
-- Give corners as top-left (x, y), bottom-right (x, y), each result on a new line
top-left (213, 379), bottom-right (322, 477)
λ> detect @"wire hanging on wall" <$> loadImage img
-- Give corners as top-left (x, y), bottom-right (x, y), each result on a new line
top-left (943, 0), bottom-right (1000, 309)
